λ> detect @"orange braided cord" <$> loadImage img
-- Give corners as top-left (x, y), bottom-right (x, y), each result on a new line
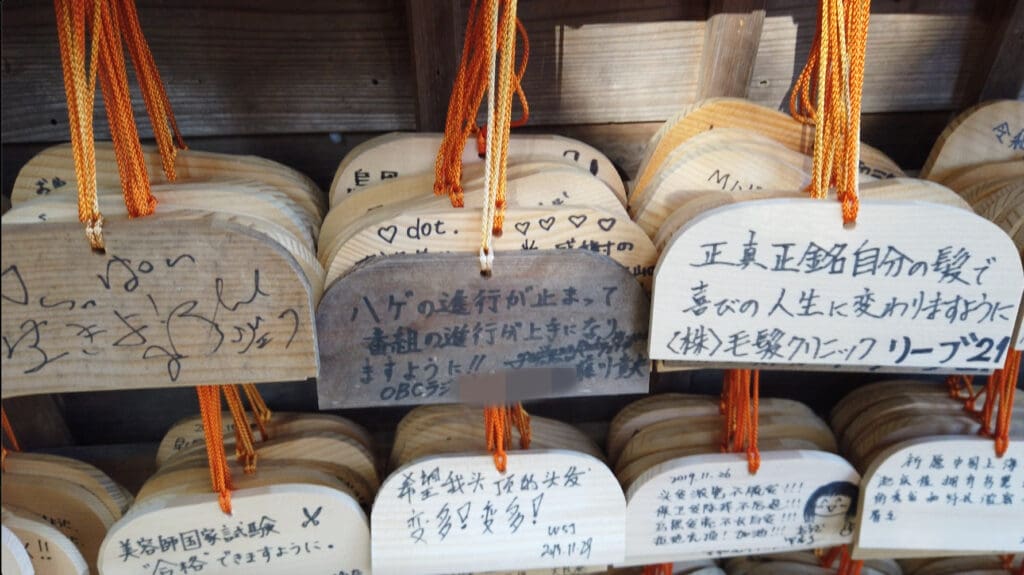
top-left (241, 383), bottom-right (272, 441)
top-left (434, 1), bottom-right (529, 209)
top-left (508, 403), bottom-right (532, 449)
top-left (223, 385), bottom-right (258, 473)
top-left (55, 0), bottom-right (168, 235)
top-left (642, 564), bottom-right (673, 575)
top-left (748, 370), bottom-right (761, 473)
top-left (989, 349), bottom-right (1021, 456)
top-left (489, 0), bottom-right (519, 236)
top-left (55, 0), bottom-right (105, 248)
top-left (789, 0), bottom-right (870, 224)
top-left (114, 0), bottom-right (186, 181)
top-left (434, 0), bottom-right (491, 207)
top-left (1, 406), bottom-right (21, 453)
top-left (484, 405), bottom-right (509, 472)
top-left (474, 15), bottom-right (531, 157)
top-left (96, 0), bottom-right (156, 219)
top-left (720, 369), bottom-right (761, 473)
top-left (197, 385), bottom-right (234, 514)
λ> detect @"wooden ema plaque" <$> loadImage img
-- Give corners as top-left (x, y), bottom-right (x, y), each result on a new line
top-left (649, 199), bottom-right (1024, 372)
top-left (622, 450), bottom-right (860, 566)
top-left (371, 450), bottom-right (626, 575)
top-left (98, 484), bottom-right (369, 575)
top-left (0, 213), bottom-right (317, 397)
top-left (317, 251), bottom-right (650, 408)
top-left (853, 436), bottom-right (1024, 559)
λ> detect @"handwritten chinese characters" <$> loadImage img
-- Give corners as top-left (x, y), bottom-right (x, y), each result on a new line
top-left (317, 251), bottom-right (649, 408)
top-left (98, 484), bottom-right (370, 575)
top-left (0, 215), bottom-right (316, 397)
top-left (371, 450), bottom-right (625, 575)
top-left (650, 200), bottom-right (1024, 371)
top-left (623, 450), bottom-right (860, 565)
top-left (855, 437), bottom-right (1024, 558)
top-left (921, 99), bottom-right (1024, 183)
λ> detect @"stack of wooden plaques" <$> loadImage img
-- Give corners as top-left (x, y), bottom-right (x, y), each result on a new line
top-left (6, 143), bottom-right (326, 299)
top-left (724, 552), bottom-right (901, 575)
top-left (609, 393), bottom-right (838, 491)
top-left (898, 555), bottom-right (1023, 575)
top-left (922, 100), bottom-right (1024, 248)
top-left (388, 404), bottom-right (603, 470)
top-left (624, 98), bottom-right (934, 244)
top-left (94, 410), bottom-right (376, 574)
top-left (829, 380), bottom-right (1024, 472)
top-left (2, 451), bottom-right (129, 574)
top-left (318, 132), bottom-right (658, 290)
top-left (140, 410), bottom-right (377, 507)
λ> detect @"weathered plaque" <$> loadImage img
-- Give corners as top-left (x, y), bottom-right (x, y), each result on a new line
top-left (623, 450), bottom-right (860, 565)
top-left (98, 485), bottom-right (370, 575)
top-left (853, 436), bottom-right (1024, 559)
top-left (371, 450), bottom-right (626, 575)
top-left (317, 251), bottom-right (650, 408)
top-left (1, 213), bottom-right (317, 397)
top-left (650, 199), bottom-right (1024, 372)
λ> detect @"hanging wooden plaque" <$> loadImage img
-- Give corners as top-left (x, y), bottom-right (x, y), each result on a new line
top-left (0, 213), bottom-right (317, 397)
top-left (371, 450), bottom-right (626, 575)
top-left (317, 251), bottom-right (650, 408)
top-left (98, 484), bottom-right (370, 575)
top-left (853, 436), bottom-right (1024, 559)
top-left (622, 450), bottom-right (860, 566)
top-left (649, 199), bottom-right (1024, 373)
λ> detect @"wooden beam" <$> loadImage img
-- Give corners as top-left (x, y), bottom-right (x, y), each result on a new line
top-left (406, 0), bottom-right (465, 131)
top-left (696, 0), bottom-right (767, 99)
top-left (980, 0), bottom-right (1024, 101)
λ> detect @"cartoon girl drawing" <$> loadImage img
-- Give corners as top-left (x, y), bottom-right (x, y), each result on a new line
top-left (803, 481), bottom-right (858, 536)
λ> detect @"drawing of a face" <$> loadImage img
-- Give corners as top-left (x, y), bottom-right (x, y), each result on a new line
top-left (813, 493), bottom-right (853, 517)
top-left (803, 481), bottom-right (859, 524)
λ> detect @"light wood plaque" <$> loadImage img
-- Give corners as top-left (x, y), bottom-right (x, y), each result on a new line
top-left (649, 199), bottom-right (1024, 372)
top-left (371, 450), bottom-right (626, 575)
top-left (853, 436), bottom-right (1024, 559)
top-left (622, 450), bottom-right (860, 566)
top-left (1, 213), bottom-right (317, 397)
top-left (98, 484), bottom-right (370, 575)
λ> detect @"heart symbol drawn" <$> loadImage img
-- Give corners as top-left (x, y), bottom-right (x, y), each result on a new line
top-left (514, 221), bottom-right (531, 236)
top-left (539, 217), bottom-right (556, 231)
top-left (568, 214), bottom-right (588, 228)
top-left (377, 225), bottom-right (398, 244)
top-left (597, 218), bottom-right (617, 232)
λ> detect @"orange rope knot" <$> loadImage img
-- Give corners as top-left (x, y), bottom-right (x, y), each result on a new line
top-left (483, 402), bottom-right (531, 472)
top-left (196, 386), bottom-right (234, 514)
top-left (821, 544), bottom-right (864, 575)
top-left (948, 350), bottom-right (1020, 456)
top-left (789, 0), bottom-right (870, 224)
top-left (720, 369), bottom-right (761, 474)
top-left (54, 0), bottom-right (185, 245)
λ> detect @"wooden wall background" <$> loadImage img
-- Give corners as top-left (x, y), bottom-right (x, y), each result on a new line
top-left (1, 0), bottom-right (1022, 460)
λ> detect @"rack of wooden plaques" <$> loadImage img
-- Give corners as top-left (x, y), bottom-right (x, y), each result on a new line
top-left (2, 1), bottom-right (1023, 574)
